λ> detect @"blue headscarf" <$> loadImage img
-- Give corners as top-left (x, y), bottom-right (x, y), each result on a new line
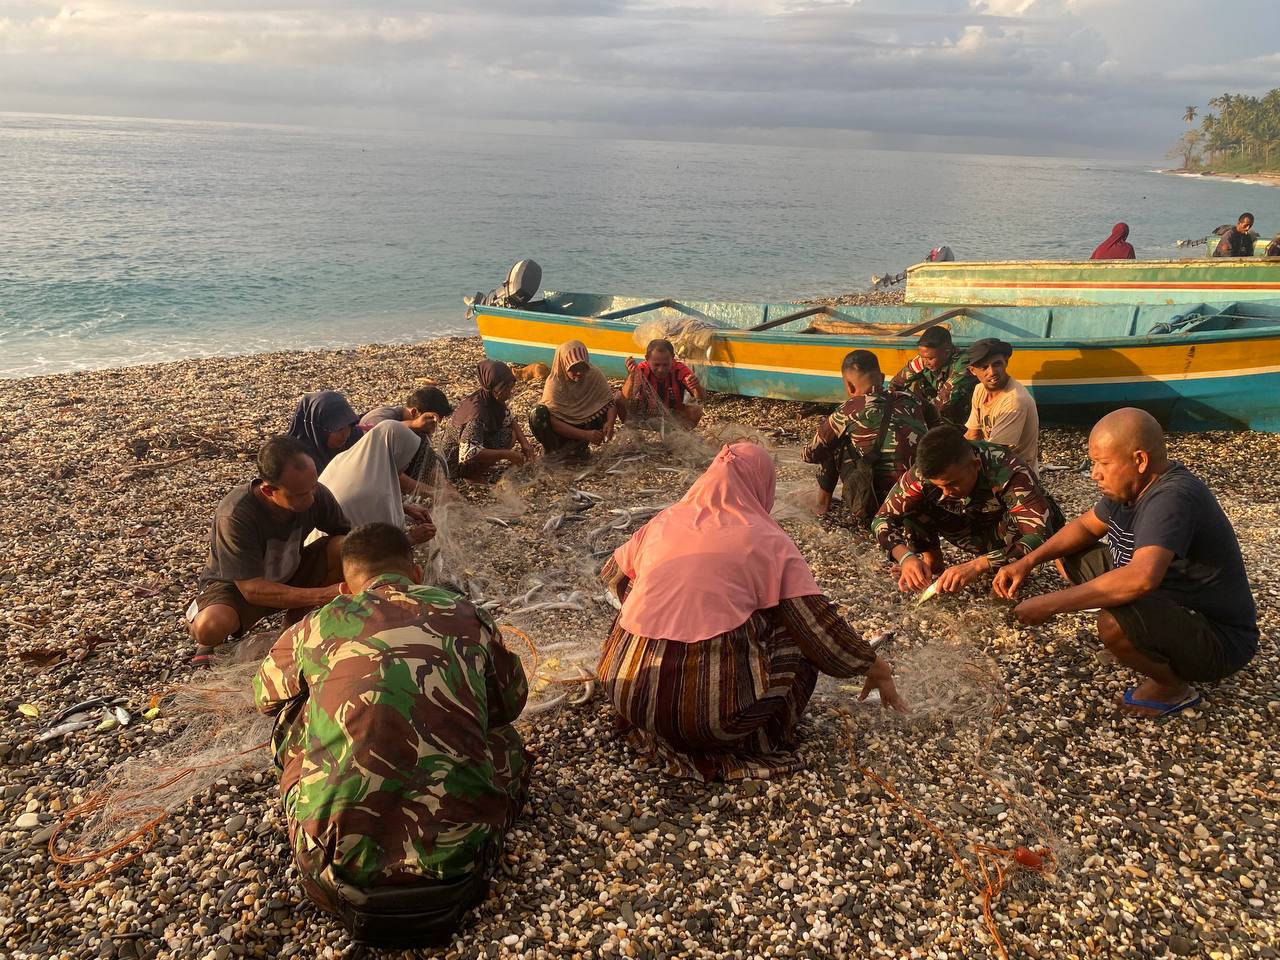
top-left (286, 390), bottom-right (359, 471)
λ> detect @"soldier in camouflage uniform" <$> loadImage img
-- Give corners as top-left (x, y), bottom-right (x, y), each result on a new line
top-left (889, 326), bottom-right (978, 428)
top-left (802, 350), bottom-right (936, 522)
top-left (254, 523), bottom-right (529, 948)
top-left (872, 426), bottom-right (1055, 596)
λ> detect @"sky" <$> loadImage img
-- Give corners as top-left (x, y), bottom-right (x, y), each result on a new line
top-left (2, 0), bottom-right (1278, 157)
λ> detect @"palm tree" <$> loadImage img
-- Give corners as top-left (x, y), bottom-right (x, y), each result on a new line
top-left (1184, 105), bottom-right (1197, 126)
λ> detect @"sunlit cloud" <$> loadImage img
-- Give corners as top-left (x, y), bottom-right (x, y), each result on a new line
top-left (0, 0), bottom-right (1275, 155)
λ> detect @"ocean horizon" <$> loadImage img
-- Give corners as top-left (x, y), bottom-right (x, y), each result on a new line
top-left (3, 111), bottom-right (1277, 379)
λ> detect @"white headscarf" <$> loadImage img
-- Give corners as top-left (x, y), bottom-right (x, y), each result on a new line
top-left (310, 420), bottom-right (422, 539)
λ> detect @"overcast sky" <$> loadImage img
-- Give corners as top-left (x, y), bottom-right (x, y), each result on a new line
top-left (2, 0), bottom-right (1278, 157)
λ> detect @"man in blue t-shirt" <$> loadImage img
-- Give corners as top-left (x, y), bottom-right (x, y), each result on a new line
top-left (993, 408), bottom-right (1257, 717)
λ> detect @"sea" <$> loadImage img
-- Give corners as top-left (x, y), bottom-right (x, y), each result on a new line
top-left (2, 112), bottom-right (1276, 379)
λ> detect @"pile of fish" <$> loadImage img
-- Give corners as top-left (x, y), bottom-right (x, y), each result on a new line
top-left (32, 695), bottom-right (151, 742)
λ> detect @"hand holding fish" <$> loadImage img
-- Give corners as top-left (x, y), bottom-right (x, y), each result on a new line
top-left (897, 555), bottom-right (933, 592)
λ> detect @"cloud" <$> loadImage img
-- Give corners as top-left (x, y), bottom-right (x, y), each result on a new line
top-left (1, 0), bottom-right (1275, 155)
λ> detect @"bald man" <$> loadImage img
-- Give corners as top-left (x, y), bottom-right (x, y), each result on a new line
top-left (993, 408), bottom-right (1257, 717)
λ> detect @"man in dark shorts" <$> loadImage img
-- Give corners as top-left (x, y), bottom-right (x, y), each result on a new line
top-left (993, 408), bottom-right (1257, 717)
top-left (187, 437), bottom-right (351, 666)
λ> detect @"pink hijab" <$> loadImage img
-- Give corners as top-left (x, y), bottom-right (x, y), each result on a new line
top-left (611, 442), bottom-right (822, 642)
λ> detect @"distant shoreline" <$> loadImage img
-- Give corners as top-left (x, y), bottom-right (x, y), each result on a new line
top-left (1159, 167), bottom-right (1280, 189)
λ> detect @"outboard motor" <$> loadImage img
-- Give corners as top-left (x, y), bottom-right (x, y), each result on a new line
top-left (925, 245), bottom-right (955, 262)
top-left (469, 259), bottom-right (543, 306)
top-left (465, 259), bottom-right (544, 320)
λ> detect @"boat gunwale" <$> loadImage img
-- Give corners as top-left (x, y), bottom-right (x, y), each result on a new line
top-left (905, 258), bottom-right (1280, 271)
top-left (473, 301), bottom-right (1280, 352)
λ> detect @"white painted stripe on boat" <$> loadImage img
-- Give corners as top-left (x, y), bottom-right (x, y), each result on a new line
top-left (480, 334), bottom-right (1280, 385)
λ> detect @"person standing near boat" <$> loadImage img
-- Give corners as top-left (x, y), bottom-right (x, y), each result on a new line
top-left (992, 408), bottom-right (1257, 718)
top-left (889, 326), bottom-right (978, 429)
top-left (963, 338), bottom-right (1039, 475)
top-left (1212, 213), bottom-right (1257, 257)
top-left (1090, 223), bottom-right (1136, 260)
top-left (802, 349), bottom-right (935, 522)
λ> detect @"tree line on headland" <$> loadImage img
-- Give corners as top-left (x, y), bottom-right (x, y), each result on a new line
top-left (1170, 92), bottom-right (1280, 175)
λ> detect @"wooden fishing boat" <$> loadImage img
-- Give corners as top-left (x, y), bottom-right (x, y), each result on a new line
top-left (904, 258), bottom-right (1280, 307)
top-left (472, 292), bottom-right (1280, 432)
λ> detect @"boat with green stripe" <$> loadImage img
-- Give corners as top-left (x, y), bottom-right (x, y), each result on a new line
top-left (904, 257), bottom-right (1280, 307)
top-left (472, 292), bottom-right (1280, 432)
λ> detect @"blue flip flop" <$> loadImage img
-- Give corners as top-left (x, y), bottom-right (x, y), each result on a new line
top-left (1121, 687), bottom-right (1201, 717)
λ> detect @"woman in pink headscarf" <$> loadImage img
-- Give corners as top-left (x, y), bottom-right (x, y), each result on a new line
top-left (596, 442), bottom-right (905, 781)
top-left (1091, 223), bottom-right (1136, 260)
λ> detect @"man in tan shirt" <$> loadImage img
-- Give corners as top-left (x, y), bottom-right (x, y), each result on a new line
top-left (964, 338), bottom-right (1040, 473)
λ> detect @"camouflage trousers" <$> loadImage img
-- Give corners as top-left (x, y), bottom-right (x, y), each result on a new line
top-left (285, 724), bottom-right (530, 922)
top-left (813, 440), bottom-right (895, 521)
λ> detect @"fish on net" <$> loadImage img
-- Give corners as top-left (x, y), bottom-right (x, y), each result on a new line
top-left (49, 636), bottom-right (277, 888)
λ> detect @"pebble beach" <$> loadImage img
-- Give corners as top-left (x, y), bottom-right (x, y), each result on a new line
top-left (1, 331), bottom-right (1278, 960)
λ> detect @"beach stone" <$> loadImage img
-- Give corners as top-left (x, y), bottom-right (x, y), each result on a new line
top-left (225, 814), bottom-right (247, 833)
top-left (15, 812), bottom-right (40, 829)
top-left (1169, 934), bottom-right (1195, 956)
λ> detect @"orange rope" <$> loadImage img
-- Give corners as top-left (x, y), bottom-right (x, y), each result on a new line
top-left (498, 623), bottom-right (539, 677)
top-left (49, 739), bottom-right (270, 888)
top-left (841, 710), bottom-right (1053, 960)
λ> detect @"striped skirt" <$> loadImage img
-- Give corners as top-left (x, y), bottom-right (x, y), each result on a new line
top-left (596, 610), bottom-right (818, 782)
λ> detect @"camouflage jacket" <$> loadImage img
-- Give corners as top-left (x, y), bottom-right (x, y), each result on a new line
top-left (254, 574), bottom-right (529, 884)
top-left (870, 441), bottom-right (1053, 568)
top-left (889, 351), bottom-right (978, 428)
top-left (802, 386), bottom-right (936, 489)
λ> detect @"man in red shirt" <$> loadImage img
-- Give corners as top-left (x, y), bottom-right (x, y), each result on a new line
top-left (622, 338), bottom-right (705, 427)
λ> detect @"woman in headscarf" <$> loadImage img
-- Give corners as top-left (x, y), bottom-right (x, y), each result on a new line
top-left (286, 391), bottom-right (360, 472)
top-left (441, 360), bottom-right (535, 482)
top-left (1091, 223), bottom-right (1136, 260)
top-left (596, 442), bottom-right (906, 781)
top-left (528, 340), bottom-right (622, 458)
top-left (307, 421), bottom-right (435, 546)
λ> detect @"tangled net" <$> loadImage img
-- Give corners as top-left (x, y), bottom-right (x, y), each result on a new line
top-left (49, 641), bottom-right (276, 888)
top-left (632, 311), bottom-right (720, 362)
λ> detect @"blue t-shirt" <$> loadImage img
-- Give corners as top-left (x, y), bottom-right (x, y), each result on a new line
top-left (1094, 462), bottom-right (1257, 669)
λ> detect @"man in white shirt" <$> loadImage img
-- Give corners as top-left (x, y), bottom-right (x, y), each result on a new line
top-left (964, 338), bottom-right (1039, 474)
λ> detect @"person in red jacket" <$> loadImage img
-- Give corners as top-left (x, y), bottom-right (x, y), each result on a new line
top-left (1091, 222), bottom-right (1135, 260)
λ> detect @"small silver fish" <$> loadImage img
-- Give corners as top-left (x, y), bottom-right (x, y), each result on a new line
top-left (915, 580), bottom-right (941, 606)
top-left (485, 516), bottom-right (512, 528)
top-left (37, 718), bottom-right (97, 742)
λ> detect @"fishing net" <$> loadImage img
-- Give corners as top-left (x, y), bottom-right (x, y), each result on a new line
top-left (49, 638), bottom-right (277, 887)
top-left (632, 311), bottom-right (720, 362)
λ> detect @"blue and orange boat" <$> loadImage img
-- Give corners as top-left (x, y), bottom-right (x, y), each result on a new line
top-left (472, 291), bottom-right (1280, 432)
